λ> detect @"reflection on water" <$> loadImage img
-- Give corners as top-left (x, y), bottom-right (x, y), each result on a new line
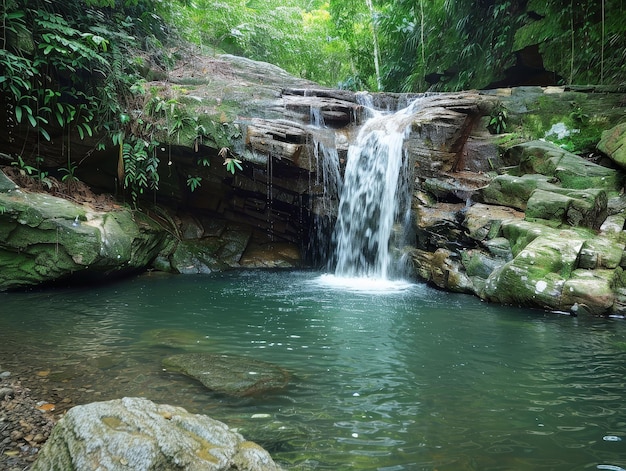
top-left (2, 270), bottom-right (626, 470)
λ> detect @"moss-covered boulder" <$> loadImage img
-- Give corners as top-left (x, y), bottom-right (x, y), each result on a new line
top-left (510, 140), bottom-right (623, 192)
top-left (0, 174), bottom-right (172, 290)
top-left (479, 174), bottom-right (557, 210)
top-left (483, 228), bottom-right (586, 309)
top-left (525, 187), bottom-right (607, 229)
top-left (561, 269), bottom-right (619, 316)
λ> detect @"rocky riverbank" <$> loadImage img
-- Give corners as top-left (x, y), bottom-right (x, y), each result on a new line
top-left (0, 372), bottom-right (58, 470)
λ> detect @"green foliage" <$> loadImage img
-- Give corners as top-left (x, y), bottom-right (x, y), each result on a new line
top-left (186, 175), bottom-right (202, 192)
top-left (59, 160), bottom-right (80, 192)
top-left (488, 102), bottom-right (509, 134)
top-left (1, 0), bottom-right (173, 196)
top-left (11, 156), bottom-right (37, 177)
top-left (122, 137), bottom-right (160, 205)
top-left (170, 0), bottom-right (351, 87)
top-left (514, 0), bottom-right (625, 86)
top-left (224, 157), bottom-right (243, 174)
top-left (11, 155), bottom-right (54, 189)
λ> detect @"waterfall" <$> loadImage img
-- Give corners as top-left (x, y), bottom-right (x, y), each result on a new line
top-left (306, 104), bottom-right (343, 266)
top-left (330, 99), bottom-right (421, 281)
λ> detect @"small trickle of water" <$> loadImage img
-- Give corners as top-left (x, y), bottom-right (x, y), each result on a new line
top-left (306, 105), bottom-right (343, 265)
top-left (331, 99), bottom-right (421, 280)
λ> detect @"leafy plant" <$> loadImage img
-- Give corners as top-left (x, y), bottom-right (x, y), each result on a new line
top-left (11, 156), bottom-right (37, 177)
top-left (569, 103), bottom-right (589, 124)
top-left (224, 157), bottom-right (243, 174)
top-left (59, 161), bottom-right (80, 193)
top-left (122, 137), bottom-right (160, 205)
top-left (33, 156), bottom-right (54, 190)
top-left (488, 102), bottom-right (508, 135)
top-left (186, 175), bottom-right (202, 192)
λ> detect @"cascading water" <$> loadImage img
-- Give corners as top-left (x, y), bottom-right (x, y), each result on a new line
top-left (306, 105), bottom-right (343, 265)
top-left (329, 98), bottom-right (422, 281)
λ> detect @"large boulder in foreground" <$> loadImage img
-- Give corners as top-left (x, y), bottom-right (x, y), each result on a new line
top-left (163, 353), bottom-right (290, 397)
top-left (31, 397), bottom-right (281, 471)
top-left (0, 172), bottom-right (173, 290)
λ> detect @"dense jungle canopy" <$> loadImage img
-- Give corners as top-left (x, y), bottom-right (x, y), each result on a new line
top-left (0, 0), bottom-right (624, 202)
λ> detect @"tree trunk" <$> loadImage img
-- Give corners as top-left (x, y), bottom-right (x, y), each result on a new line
top-left (365, 0), bottom-right (382, 91)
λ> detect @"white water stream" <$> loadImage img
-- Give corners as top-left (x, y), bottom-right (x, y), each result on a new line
top-left (330, 99), bottom-right (422, 281)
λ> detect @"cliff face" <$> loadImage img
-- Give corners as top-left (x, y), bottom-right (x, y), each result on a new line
top-left (2, 51), bottom-right (626, 316)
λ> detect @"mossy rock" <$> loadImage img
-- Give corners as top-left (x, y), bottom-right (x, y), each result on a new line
top-left (499, 219), bottom-right (556, 257)
top-left (508, 140), bottom-right (623, 192)
top-left (0, 190), bottom-right (171, 290)
top-left (598, 122), bottom-right (626, 170)
top-left (0, 170), bottom-right (18, 192)
top-left (561, 269), bottom-right (617, 315)
top-left (462, 203), bottom-right (524, 241)
top-left (578, 236), bottom-right (625, 270)
top-left (479, 173), bottom-right (557, 210)
top-left (483, 233), bottom-right (585, 309)
top-left (525, 188), bottom-right (607, 229)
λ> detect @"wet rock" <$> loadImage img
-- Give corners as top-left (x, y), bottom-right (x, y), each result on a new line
top-left (525, 187), bottom-right (607, 229)
top-left (479, 174), bottom-right (557, 210)
top-left (511, 140), bottom-right (623, 191)
top-left (562, 269), bottom-right (617, 316)
top-left (239, 241), bottom-right (301, 268)
top-left (31, 397), bottom-right (281, 471)
top-left (162, 353), bottom-right (289, 397)
top-left (598, 122), bottom-right (626, 169)
top-left (0, 183), bottom-right (172, 291)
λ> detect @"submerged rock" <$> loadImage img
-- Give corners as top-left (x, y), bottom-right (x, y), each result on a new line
top-left (137, 328), bottom-right (212, 350)
top-left (31, 397), bottom-right (281, 471)
top-left (162, 353), bottom-right (289, 397)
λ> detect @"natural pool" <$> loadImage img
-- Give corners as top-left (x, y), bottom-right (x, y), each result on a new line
top-left (1, 270), bottom-right (626, 470)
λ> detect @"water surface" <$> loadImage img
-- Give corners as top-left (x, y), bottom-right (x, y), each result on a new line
top-left (1, 270), bottom-right (626, 470)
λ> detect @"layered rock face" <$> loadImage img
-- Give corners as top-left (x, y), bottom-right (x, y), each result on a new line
top-left (3, 51), bottom-right (626, 316)
top-left (406, 90), bottom-right (626, 315)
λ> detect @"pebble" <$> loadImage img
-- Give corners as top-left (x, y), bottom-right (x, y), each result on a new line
top-left (0, 375), bottom-right (57, 470)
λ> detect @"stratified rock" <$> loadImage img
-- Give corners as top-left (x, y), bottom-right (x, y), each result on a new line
top-left (0, 179), bottom-right (172, 291)
top-left (162, 353), bottom-right (289, 397)
top-left (31, 397), bottom-right (281, 471)
top-left (511, 140), bottom-right (623, 191)
top-left (480, 174), bottom-right (557, 210)
top-left (525, 188), bottom-right (607, 229)
top-left (598, 122), bottom-right (626, 169)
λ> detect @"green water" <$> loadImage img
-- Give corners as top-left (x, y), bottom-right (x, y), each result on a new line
top-left (1, 270), bottom-right (626, 470)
